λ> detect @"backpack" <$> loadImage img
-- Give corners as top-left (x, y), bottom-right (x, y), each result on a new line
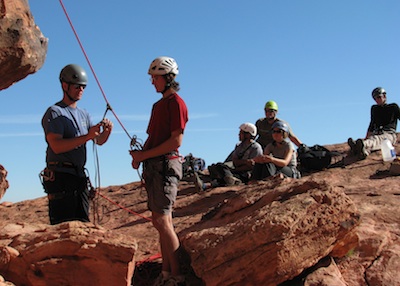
top-left (182, 153), bottom-right (206, 177)
top-left (297, 144), bottom-right (336, 171)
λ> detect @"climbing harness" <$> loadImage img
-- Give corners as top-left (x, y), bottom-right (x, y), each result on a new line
top-left (57, 0), bottom-right (165, 269)
top-left (58, 0), bottom-right (145, 183)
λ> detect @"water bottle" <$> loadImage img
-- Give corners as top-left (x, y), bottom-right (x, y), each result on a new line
top-left (381, 138), bottom-right (396, 162)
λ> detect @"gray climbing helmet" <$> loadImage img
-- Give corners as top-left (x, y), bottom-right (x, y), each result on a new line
top-left (59, 64), bottom-right (88, 85)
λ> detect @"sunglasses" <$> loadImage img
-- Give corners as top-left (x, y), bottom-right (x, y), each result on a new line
top-left (272, 129), bottom-right (285, 134)
top-left (265, 109), bottom-right (277, 113)
top-left (374, 92), bottom-right (386, 99)
top-left (72, 84), bottom-right (86, 90)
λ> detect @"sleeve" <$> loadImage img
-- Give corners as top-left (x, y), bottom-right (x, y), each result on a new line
top-left (44, 107), bottom-right (65, 135)
top-left (395, 103), bottom-right (400, 120)
top-left (264, 143), bottom-right (272, 155)
top-left (249, 143), bottom-right (263, 158)
top-left (367, 106), bottom-right (375, 132)
top-left (169, 97), bottom-right (188, 133)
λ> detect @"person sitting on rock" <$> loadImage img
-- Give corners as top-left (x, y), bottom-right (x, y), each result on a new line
top-left (348, 87), bottom-right (400, 160)
top-left (194, 123), bottom-right (263, 191)
top-left (255, 100), bottom-right (303, 150)
top-left (249, 121), bottom-right (301, 182)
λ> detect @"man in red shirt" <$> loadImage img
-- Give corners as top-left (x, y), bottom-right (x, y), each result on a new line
top-left (130, 56), bottom-right (188, 286)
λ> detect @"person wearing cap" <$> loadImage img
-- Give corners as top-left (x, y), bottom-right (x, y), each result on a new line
top-left (41, 64), bottom-right (113, 225)
top-left (348, 87), bottom-right (400, 160)
top-left (255, 100), bottom-right (303, 149)
top-left (129, 56), bottom-right (188, 286)
top-left (194, 123), bottom-right (263, 191)
top-left (250, 121), bottom-right (301, 182)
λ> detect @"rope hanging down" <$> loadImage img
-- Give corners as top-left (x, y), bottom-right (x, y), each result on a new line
top-left (58, 0), bottom-right (133, 142)
top-left (58, 0), bottom-right (145, 218)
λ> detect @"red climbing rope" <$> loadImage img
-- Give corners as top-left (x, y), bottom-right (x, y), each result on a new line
top-left (96, 190), bottom-right (152, 222)
top-left (58, 0), bottom-right (132, 141)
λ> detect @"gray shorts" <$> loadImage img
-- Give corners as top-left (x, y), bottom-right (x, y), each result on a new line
top-left (143, 156), bottom-right (182, 215)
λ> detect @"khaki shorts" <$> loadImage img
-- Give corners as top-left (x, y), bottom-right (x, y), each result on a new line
top-left (143, 156), bottom-right (182, 215)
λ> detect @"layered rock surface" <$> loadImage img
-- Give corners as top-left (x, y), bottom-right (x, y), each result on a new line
top-left (0, 221), bottom-right (137, 286)
top-left (1, 139), bottom-right (400, 285)
top-left (0, 0), bottom-right (47, 90)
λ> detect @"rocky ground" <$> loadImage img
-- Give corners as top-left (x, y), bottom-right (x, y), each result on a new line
top-left (1, 139), bottom-right (400, 285)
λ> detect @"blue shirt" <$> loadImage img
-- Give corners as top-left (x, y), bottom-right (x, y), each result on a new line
top-left (42, 101), bottom-right (94, 176)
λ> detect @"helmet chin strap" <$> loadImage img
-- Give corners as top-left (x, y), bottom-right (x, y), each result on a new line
top-left (64, 84), bottom-right (79, 102)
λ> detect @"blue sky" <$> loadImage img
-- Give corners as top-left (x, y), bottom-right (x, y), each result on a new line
top-left (1, 1), bottom-right (400, 203)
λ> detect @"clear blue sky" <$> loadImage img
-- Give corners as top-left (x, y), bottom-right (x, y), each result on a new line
top-left (1, 1), bottom-right (399, 203)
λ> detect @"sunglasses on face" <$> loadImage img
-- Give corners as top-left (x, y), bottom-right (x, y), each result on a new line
top-left (374, 92), bottom-right (386, 99)
top-left (272, 129), bottom-right (285, 134)
top-left (72, 84), bottom-right (86, 90)
top-left (265, 109), bottom-right (277, 113)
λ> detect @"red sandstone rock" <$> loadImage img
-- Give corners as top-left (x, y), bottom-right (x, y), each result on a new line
top-left (0, 139), bottom-right (400, 285)
top-left (0, 0), bottom-right (47, 90)
top-left (0, 221), bottom-right (137, 286)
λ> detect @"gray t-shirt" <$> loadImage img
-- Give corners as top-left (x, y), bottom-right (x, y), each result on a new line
top-left (42, 101), bottom-right (94, 176)
top-left (264, 140), bottom-right (297, 168)
top-left (232, 140), bottom-right (263, 160)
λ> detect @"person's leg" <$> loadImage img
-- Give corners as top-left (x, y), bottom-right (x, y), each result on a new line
top-left (75, 176), bottom-right (90, 222)
top-left (363, 132), bottom-right (397, 153)
top-left (152, 212), bottom-right (181, 277)
top-left (146, 158), bottom-right (185, 284)
top-left (45, 172), bottom-right (89, 224)
top-left (277, 166), bottom-right (294, 178)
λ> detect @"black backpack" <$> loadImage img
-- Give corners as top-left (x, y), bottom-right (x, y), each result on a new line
top-left (297, 144), bottom-right (336, 171)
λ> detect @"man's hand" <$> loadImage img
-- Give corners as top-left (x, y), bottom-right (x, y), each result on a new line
top-left (88, 124), bottom-right (101, 140)
top-left (101, 118), bottom-right (113, 132)
top-left (129, 150), bottom-right (143, 169)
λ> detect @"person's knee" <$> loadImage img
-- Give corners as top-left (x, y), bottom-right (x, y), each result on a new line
top-left (152, 213), bottom-right (172, 232)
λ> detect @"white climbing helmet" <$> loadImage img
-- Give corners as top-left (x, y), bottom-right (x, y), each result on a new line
top-left (239, 123), bottom-right (257, 137)
top-left (148, 56), bottom-right (179, 76)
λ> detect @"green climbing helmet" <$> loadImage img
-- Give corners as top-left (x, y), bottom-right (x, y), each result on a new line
top-left (59, 64), bottom-right (88, 85)
top-left (264, 100), bottom-right (278, 111)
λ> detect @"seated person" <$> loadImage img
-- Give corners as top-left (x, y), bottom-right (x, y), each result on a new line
top-left (255, 100), bottom-right (303, 149)
top-left (348, 87), bottom-right (400, 160)
top-left (250, 121), bottom-right (301, 182)
top-left (194, 123), bottom-right (263, 191)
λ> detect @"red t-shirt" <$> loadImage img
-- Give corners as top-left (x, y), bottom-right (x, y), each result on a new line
top-left (146, 93), bottom-right (188, 151)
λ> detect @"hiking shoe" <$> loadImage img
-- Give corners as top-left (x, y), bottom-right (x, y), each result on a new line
top-left (224, 175), bottom-right (241, 186)
top-left (356, 139), bottom-right (368, 160)
top-left (193, 172), bottom-right (204, 192)
top-left (347, 137), bottom-right (357, 155)
top-left (164, 276), bottom-right (186, 286)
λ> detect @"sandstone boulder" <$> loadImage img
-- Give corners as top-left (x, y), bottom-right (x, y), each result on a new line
top-left (0, 221), bottom-right (137, 286)
top-left (0, 0), bottom-right (47, 90)
top-left (0, 165), bottom-right (8, 201)
top-left (181, 179), bottom-right (360, 285)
